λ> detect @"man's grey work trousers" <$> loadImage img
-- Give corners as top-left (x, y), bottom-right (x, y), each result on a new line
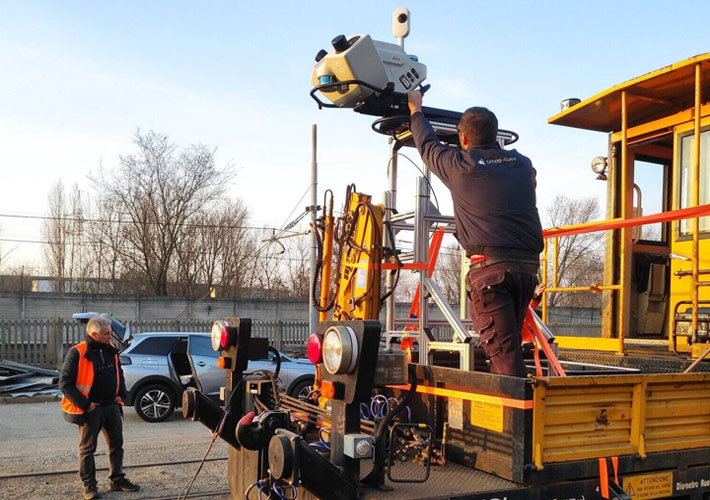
top-left (78, 403), bottom-right (125, 488)
top-left (467, 260), bottom-right (538, 377)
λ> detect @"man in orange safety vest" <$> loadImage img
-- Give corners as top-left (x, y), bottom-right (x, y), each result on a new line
top-left (59, 315), bottom-right (139, 500)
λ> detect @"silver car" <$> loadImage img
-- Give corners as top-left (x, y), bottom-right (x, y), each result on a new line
top-left (119, 332), bottom-right (314, 422)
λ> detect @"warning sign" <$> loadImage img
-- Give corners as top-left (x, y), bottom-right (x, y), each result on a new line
top-left (469, 400), bottom-right (503, 433)
top-left (622, 471), bottom-right (673, 499)
top-left (448, 398), bottom-right (463, 430)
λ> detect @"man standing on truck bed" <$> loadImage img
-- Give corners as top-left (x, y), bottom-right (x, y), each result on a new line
top-left (408, 90), bottom-right (543, 376)
top-left (59, 315), bottom-right (140, 499)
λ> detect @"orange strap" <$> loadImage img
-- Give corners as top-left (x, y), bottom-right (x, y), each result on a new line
top-left (598, 458), bottom-right (610, 499)
top-left (598, 456), bottom-right (620, 499)
top-left (388, 384), bottom-right (533, 410)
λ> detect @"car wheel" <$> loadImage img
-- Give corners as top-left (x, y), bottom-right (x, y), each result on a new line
top-left (289, 379), bottom-right (314, 402)
top-left (134, 383), bottom-right (176, 422)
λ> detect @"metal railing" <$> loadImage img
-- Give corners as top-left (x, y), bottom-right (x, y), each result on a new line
top-left (541, 204), bottom-right (710, 352)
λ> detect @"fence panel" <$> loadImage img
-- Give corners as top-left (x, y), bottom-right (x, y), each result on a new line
top-left (0, 317), bottom-right (601, 370)
top-left (0, 319), bottom-right (61, 369)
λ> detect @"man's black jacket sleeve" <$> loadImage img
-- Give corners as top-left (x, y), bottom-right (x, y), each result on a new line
top-left (59, 348), bottom-right (91, 411)
top-left (117, 359), bottom-right (127, 400)
top-left (410, 111), bottom-right (461, 187)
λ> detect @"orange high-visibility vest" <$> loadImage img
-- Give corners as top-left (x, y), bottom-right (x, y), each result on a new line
top-left (61, 341), bottom-right (120, 417)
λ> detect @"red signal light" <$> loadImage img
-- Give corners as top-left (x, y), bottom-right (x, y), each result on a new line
top-left (220, 325), bottom-right (237, 350)
top-left (307, 333), bottom-right (323, 364)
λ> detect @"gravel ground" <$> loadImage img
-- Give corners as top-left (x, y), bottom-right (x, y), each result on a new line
top-left (0, 398), bottom-right (231, 500)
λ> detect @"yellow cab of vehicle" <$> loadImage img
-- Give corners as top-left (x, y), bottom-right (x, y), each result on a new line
top-left (545, 53), bottom-right (710, 361)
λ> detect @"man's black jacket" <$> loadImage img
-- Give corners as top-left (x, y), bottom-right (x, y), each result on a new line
top-left (410, 112), bottom-right (543, 259)
top-left (59, 335), bottom-right (127, 425)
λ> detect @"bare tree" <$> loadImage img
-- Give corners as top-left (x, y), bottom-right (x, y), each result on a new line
top-left (545, 195), bottom-right (604, 307)
top-left (91, 130), bottom-right (234, 296)
top-left (172, 199), bottom-right (256, 297)
top-left (284, 235), bottom-right (311, 299)
top-left (86, 197), bottom-right (129, 293)
top-left (41, 181), bottom-right (87, 291)
top-left (434, 245), bottom-right (463, 304)
top-left (0, 224), bottom-right (18, 273)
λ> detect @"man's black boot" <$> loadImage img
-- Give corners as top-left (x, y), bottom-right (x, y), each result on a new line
top-left (109, 477), bottom-right (140, 492)
top-left (83, 485), bottom-right (102, 500)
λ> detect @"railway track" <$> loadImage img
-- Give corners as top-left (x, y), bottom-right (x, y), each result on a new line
top-left (0, 456), bottom-right (227, 480)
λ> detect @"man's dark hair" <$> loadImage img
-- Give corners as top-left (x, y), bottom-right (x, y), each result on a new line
top-left (459, 107), bottom-right (498, 146)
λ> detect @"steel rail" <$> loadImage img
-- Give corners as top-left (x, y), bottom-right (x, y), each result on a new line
top-left (0, 456), bottom-right (227, 480)
top-left (138, 489), bottom-right (230, 500)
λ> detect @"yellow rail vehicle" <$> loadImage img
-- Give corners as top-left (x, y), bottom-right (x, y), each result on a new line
top-left (184, 50), bottom-right (710, 500)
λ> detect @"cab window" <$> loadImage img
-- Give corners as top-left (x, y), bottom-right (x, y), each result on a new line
top-left (679, 129), bottom-right (710, 235)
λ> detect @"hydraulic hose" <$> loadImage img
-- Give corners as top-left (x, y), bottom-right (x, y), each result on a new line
top-left (362, 364), bottom-right (418, 487)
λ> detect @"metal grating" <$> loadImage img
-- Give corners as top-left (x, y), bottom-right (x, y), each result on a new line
top-left (360, 461), bottom-right (520, 499)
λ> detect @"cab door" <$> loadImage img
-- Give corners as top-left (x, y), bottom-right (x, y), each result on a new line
top-left (669, 121), bottom-right (710, 351)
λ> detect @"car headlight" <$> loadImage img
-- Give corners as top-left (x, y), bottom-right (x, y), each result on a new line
top-left (322, 325), bottom-right (359, 375)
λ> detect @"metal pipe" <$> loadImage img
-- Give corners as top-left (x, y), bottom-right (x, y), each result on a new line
top-left (384, 191), bottom-right (396, 346)
top-left (553, 237), bottom-right (559, 289)
top-left (423, 277), bottom-right (472, 343)
top-left (619, 90), bottom-right (629, 354)
top-left (542, 239), bottom-right (548, 323)
top-left (385, 140), bottom-right (399, 349)
top-left (692, 63), bottom-right (702, 343)
top-left (391, 211), bottom-right (415, 223)
top-left (545, 284), bottom-right (621, 293)
top-left (683, 346), bottom-right (710, 373)
top-left (309, 124), bottom-right (318, 333)
top-left (423, 214), bottom-right (455, 224)
top-left (319, 195), bottom-right (334, 323)
top-left (415, 176), bottom-right (430, 365)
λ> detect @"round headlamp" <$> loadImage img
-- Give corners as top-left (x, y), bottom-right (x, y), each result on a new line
top-left (211, 320), bottom-right (235, 352)
top-left (211, 321), bottom-right (224, 351)
top-left (322, 325), bottom-right (359, 375)
top-left (591, 156), bottom-right (608, 174)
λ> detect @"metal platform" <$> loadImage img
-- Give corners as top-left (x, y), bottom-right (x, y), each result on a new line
top-left (360, 462), bottom-right (520, 500)
top-left (560, 350), bottom-right (710, 373)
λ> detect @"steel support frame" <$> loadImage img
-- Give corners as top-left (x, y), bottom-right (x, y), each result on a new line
top-left (383, 138), bottom-right (478, 368)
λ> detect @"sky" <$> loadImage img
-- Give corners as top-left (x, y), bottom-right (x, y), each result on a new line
top-left (0, 1), bottom-right (708, 271)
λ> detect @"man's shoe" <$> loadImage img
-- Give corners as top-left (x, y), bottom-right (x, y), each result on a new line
top-left (109, 477), bottom-right (140, 492)
top-left (83, 485), bottom-right (102, 500)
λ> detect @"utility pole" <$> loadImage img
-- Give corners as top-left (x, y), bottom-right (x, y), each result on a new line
top-left (309, 124), bottom-right (318, 334)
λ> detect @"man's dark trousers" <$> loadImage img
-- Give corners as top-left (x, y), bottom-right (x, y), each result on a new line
top-left (467, 261), bottom-right (538, 376)
top-left (78, 403), bottom-right (125, 488)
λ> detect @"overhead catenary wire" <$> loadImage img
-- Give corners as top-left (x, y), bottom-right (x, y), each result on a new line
top-left (0, 212), bottom-right (303, 234)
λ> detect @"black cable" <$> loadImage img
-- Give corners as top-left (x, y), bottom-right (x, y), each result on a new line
top-left (386, 152), bottom-right (440, 211)
top-left (362, 365), bottom-right (418, 488)
top-left (177, 378), bottom-right (246, 500)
